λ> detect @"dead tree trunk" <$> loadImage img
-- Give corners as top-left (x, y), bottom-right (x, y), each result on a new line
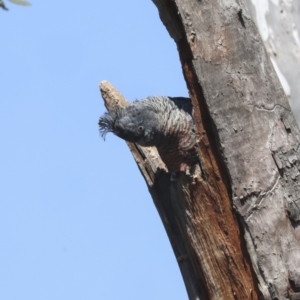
top-left (99, 0), bottom-right (300, 299)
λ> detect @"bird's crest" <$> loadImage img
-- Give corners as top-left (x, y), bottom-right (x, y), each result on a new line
top-left (98, 108), bottom-right (119, 140)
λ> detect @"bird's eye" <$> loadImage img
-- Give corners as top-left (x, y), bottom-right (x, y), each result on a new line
top-left (138, 126), bottom-right (144, 131)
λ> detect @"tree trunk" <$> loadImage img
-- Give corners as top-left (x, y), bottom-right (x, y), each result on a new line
top-left (100, 0), bottom-right (300, 299)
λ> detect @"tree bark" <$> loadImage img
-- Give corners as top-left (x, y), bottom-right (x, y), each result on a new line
top-left (100, 0), bottom-right (300, 299)
top-left (245, 0), bottom-right (300, 123)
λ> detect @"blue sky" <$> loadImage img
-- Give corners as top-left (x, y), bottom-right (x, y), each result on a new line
top-left (0, 1), bottom-right (189, 299)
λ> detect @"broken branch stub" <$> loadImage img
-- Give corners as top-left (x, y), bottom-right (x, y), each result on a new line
top-left (99, 81), bottom-right (167, 185)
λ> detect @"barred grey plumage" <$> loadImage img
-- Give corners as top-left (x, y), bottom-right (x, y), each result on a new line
top-left (99, 96), bottom-right (198, 172)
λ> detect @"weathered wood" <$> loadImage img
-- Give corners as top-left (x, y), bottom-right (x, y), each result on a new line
top-left (151, 0), bottom-right (300, 299)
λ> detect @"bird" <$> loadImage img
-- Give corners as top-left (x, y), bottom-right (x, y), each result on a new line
top-left (99, 96), bottom-right (198, 172)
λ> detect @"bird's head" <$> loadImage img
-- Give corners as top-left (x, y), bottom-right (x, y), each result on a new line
top-left (99, 105), bottom-right (159, 146)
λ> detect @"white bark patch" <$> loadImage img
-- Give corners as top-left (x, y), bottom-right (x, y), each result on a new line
top-left (270, 0), bottom-right (279, 6)
top-left (292, 24), bottom-right (300, 48)
top-left (250, 0), bottom-right (270, 41)
top-left (246, 0), bottom-right (300, 121)
top-left (270, 57), bottom-right (291, 96)
top-left (282, 0), bottom-right (293, 6)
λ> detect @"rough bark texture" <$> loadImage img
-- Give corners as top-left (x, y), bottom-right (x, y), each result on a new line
top-left (245, 0), bottom-right (300, 123)
top-left (100, 0), bottom-right (300, 299)
top-left (151, 0), bottom-right (300, 299)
